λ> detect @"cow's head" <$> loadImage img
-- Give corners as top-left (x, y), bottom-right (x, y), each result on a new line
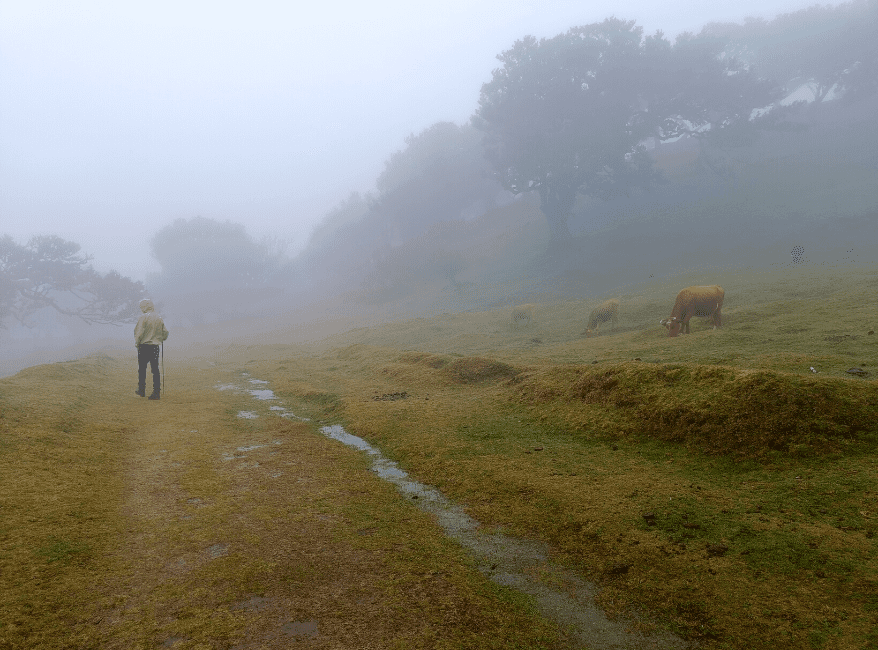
top-left (661, 317), bottom-right (682, 337)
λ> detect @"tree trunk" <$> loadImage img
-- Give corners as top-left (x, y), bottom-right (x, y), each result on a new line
top-left (538, 183), bottom-right (575, 246)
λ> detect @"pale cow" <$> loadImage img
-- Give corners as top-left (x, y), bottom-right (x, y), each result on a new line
top-left (660, 285), bottom-right (724, 337)
top-left (511, 304), bottom-right (534, 328)
top-left (585, 298), bottom-right (619, 337)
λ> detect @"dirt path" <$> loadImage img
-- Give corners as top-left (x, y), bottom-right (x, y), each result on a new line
top-left (89, 360), bottom-right (570, 649)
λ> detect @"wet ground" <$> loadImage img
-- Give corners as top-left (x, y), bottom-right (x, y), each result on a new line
top-left (220, 374), bottom-right (692, 650)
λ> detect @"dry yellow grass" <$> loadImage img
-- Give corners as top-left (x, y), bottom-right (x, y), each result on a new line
top-left (261, 343), bottom-right (876, 648)
top-left (0, 354), bottom-right (569, 649)
top-left (245, 260), bottom-right (877, 649)
top-left (2, 259), bottom-right (877, 649)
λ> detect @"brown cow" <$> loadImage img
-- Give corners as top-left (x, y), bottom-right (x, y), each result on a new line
top-left (660, 285), bottom-right (724, 337)
top-left (585, 298), bottom-right (619, 337)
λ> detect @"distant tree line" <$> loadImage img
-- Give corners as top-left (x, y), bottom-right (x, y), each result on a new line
top-left (291, 0), bottom-right (877, 300)
top-left (289, 121), bottom-right (503, 300)
top-left (7, 1), bottom-right (874, 329)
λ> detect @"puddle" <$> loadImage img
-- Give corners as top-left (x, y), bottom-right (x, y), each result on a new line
top-left (317, 427), bottom-right (689, 648)
top-left (223, 377), bottom-right (690, 649)
top-left (281, 620), bottom-right (318, 639)
top-left (232, 595), bottom-right (270, 612)
top-left (249, 389), bottom-right (276, 400)
top-left (280, 411), bottom-right (310, 421)
top-left (207, 543), bottom-right (228, 559)
top-left (237, 411), bottom-right (258, 419)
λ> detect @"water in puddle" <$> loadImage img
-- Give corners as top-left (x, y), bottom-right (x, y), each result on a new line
top-left (227, 378), bottom-right (690, 649)
top-left (232, 595), bottom-right (270, 612)
top-left (207, 543), bottom-right (228, 559)
top-left (280, 411), bottom-right (310, 421)
top-left (281, 620), bottom-right (318, 639)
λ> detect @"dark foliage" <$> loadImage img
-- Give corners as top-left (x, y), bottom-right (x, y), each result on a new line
top-left (147, 217), bottom-right (288, 324)
top-left (474, 18), bottom-right (786, 245)
top-left (0, 234), bottom-right (145, 328)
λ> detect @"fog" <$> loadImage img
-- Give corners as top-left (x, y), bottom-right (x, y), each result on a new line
top-left (1, 0), bottom-right (832, 277)
top-left (2, 0), bottom-right (875, 374)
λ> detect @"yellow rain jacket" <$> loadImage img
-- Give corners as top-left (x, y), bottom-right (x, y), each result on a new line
top-left (134, 299), bottom-right (169, 347)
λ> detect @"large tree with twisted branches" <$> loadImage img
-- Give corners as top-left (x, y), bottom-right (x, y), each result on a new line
top-left (0, 234), bottom-right (146, 329)
top-left (474, 18), bottom-right (785, 246)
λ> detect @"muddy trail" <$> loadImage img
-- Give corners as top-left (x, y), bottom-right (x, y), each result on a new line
top-left (104, 361), bottom-right (515, 649)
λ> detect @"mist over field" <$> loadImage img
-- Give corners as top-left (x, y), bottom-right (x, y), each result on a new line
top-left (4, 5), bottom-right (878, 646)
top-left (1, 0), bottom-right (876, 375)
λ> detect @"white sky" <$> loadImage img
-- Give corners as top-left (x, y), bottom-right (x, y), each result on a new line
top-left (1, 0), bottom-right (831, 280)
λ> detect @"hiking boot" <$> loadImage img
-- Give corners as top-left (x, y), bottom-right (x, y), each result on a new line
top-left (148, 392), bottom-right (160, 400)
top-left (135, 388), bottom-right (146, 397)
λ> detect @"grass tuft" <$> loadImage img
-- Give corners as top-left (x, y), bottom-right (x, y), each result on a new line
top-left (442, 357), bottom-right (521, 384)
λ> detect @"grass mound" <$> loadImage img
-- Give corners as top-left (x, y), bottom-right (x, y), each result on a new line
top-left (441, 356), bottom-right (521, 384)
top-left (516, 362), bottom-right (878, 457)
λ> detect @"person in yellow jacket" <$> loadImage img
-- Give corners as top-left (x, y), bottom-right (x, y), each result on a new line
top-left (134, 299), bottom-right (169, 400)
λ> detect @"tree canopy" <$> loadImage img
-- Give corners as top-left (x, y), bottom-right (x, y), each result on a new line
top-left (146, 217), bottom-right (289, 324)
top-left (0, 234), bottom-right (146, 328)
top-left (149, 217), bottom-right (283, 293)
top-left (703, 0), bottom-right (878, 104)
top-left (474, 17), bottom-right (786, 244)
top-left (374, 122), bottom-right (501, 240)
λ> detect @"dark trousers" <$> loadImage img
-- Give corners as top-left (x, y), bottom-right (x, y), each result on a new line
top-left (138, 344), bottom-right (161, 394)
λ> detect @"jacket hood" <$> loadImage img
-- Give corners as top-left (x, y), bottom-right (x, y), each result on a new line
top-left (139, 299), bottom-right (155, 314)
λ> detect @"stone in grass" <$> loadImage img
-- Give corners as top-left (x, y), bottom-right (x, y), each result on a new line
top-left (706, 543), bottom-right (729, 557)
top-left (607, 562), bottom-right (631, 575)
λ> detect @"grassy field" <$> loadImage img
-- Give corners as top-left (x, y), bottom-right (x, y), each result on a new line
top-left (1, 260), bottom-right (876, 649)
